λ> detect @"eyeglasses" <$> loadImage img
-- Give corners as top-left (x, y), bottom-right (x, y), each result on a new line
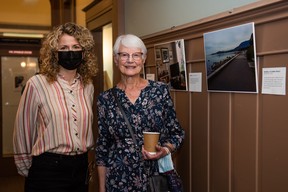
top-left (117, 52), bottom-right (143, 61)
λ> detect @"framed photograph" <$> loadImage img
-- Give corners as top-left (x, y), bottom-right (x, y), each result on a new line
top-left (203, 22), bottom-right (258, 93)
top-left (155, 49), bottom-right (161, 61)
top-left (154, 39), bottom-right (188, 91)
top-left (161, 48), bottom-right (170, 63)
top-left (169, 50), bottom-right (173, 61)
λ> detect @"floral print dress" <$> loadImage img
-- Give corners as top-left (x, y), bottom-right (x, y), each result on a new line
top-left (96, 80), bottom-right (185, 192)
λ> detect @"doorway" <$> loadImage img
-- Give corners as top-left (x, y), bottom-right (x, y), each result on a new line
top-left (0, 38), bottom-right (41, 179)
top-left (103, 23), bottom-right (113, 91)
top-left (2, 56), bottom-right (39, 158)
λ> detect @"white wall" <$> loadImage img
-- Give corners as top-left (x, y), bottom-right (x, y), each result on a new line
top-left (124, 0), bottom-right (259, 37)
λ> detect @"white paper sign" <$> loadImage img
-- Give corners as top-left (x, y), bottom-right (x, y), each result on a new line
top-left (146, 73), bottom-right (155, 81)
top-left (262, 67), bottom-right (286, 95)
top-left (189, 72), bottom-right (202, 92)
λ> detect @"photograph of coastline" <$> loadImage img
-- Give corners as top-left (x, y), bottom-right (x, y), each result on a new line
top-left (154, 39), bottom-right (188, 90)
top-left (203, 22), bottom-right (258, 93)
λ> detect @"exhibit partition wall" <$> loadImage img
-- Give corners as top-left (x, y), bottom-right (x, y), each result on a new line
top-left (142, 1), bottom-right (288, 192)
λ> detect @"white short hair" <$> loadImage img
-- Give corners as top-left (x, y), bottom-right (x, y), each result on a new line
top-left (113, 34), bottom-right (147, 57)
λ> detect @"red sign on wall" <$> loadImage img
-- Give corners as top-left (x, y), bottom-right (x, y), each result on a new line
top-left (8, 50), bottom-right (33, 55)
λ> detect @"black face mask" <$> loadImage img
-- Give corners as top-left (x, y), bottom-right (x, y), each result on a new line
top-left (58, 51), bottom-right (83, 70)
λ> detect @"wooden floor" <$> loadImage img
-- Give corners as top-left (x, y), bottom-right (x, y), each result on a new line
top-left (0, 175), bottom-right (98, 192)
top-left (0, 175), bottom-right (25, 192)
top-left (0, 174), bottom-right (98, 192)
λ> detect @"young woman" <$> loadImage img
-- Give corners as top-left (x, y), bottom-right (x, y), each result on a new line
top-left (13, 22), bottom-right (98, 192)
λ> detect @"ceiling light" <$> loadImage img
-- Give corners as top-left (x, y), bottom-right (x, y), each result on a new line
top-left (2, 32), bottom-right (44, 38)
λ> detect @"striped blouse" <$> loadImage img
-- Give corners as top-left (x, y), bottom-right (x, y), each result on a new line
top-left (13, 74), bottom-right (94, 177)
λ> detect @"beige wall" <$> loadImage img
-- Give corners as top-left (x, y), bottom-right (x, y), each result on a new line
top-left (76, 0), bottom-right (94, 27)
top-left (0, 0), bottom-right (50, 26)
top-left (0, 0), bottom-right (94, 33)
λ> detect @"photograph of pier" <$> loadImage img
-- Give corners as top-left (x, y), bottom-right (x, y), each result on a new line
top-left (203, 22), bottom-right (258, 93)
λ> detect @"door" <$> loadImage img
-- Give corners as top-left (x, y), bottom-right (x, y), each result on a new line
top-left (1, 56), bottom-right (39, 161)
top-left (0, 39), bottom-right (40, 192)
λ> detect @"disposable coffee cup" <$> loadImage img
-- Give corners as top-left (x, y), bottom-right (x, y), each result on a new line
top-left (143, 131), bottom-right (160, 154)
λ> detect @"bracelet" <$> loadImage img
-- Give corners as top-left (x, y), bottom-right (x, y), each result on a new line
top-left (163, 147), bottom-right (170, 155)
top-left (163, 143), bottom-right (174, 153)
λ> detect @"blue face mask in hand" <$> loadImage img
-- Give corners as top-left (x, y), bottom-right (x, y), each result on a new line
top-left (58, 51), bottom-right (83, 70)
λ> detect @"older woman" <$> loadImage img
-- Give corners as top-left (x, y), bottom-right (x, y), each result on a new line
top-left (13, 22), bottom-right (98, 192)
top-left (96, 34), bottom-right (185, 192)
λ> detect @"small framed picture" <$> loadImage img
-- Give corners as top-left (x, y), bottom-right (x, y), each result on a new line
top-left (161, 48), bottom-right (170, 63)
top-left (169, 50), bottom-right (173, 61)
top-left (155, 49), bottom-right (161, 61)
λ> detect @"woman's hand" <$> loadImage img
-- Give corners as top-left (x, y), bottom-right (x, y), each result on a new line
top-left (142, 145), bottom-right (170, 160)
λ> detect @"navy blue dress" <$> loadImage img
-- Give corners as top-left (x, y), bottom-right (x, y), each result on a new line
top-left (96, 80), bottom-right (185, 192)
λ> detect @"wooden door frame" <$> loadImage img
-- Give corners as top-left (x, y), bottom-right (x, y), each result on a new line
top-left (83, 0), bottom-right (124, 86)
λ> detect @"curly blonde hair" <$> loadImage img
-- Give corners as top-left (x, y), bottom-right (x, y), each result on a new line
top-left (39, 22), bottom-right (98, 85)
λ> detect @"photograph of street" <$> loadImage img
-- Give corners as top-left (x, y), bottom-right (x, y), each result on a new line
top-left (203, 22), bottom-right (258, 93)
